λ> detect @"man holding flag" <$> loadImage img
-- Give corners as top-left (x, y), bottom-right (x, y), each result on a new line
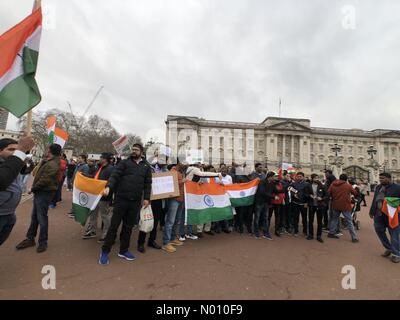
top-left (369, 173), bottom-right (400, 263)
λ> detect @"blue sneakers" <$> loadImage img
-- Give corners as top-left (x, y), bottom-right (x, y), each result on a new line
top-left (118, 251), bottom-right (136, 261)
top-left (99, 252), bottom-right (109, 265)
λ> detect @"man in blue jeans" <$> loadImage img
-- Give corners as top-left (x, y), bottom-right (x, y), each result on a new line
top-left (253, 172), bottom-right (275, 240)
top-left (162, 162), bottom-right (187, 253)
top-left (369, 172), bottom-right (400, 263)
top-left (327, 174), bottom-right (359, 243)
top-left (16, 144), bottom-right (62, 253)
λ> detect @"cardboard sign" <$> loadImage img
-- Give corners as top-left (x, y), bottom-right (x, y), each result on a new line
top-left (150, 171), bottom-right (180, 200)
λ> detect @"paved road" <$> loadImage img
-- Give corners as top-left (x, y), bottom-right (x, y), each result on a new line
top-left (0, 190), bottom-right (399, 300)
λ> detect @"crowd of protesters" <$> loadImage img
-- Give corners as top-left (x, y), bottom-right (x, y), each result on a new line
top-left (1, 138), bottom-right (399, 265)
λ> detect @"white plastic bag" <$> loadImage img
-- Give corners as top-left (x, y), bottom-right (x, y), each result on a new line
top-left (139, 205), bottom-right (154, 233)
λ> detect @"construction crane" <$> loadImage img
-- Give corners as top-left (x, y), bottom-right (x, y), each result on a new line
top-left (66, 85), bottom-right (104, 129)
top-left (82, 85), bottom-right (104, 119)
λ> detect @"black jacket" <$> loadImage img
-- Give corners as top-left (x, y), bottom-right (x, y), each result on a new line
top-left (255, 179), bottom-right (274, 205)
top-left (309, 182), bottom-right (329, 207)
top-left (95, 164), bottom-right (115, 202)
top-left (0, 155), bottom-right (25, 191)
top-left (291, 181), bottom-right (313, 205)
top-left (107, 157), bottom-right (152, 201)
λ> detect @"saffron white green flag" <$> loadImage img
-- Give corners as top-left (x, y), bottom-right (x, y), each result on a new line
top-left (0, 8), bottom-right (42, 117)
top-left (185, 179), bottom-right (233, 225)
top-left (47, 115), bottom-right (56, 143)
top-left (72, 172), bottom-right (107, 226)
top-left (224, 178), bottom-right (260, 207)
top-left (53, 128), bottom-right (69, 148)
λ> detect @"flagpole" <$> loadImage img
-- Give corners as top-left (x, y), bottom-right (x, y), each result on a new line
top-left (26, 0), bottom-right (41, 135)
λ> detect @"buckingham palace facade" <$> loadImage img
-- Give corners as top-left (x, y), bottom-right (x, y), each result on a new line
top-left (165, 115), bottom-right (400, 182)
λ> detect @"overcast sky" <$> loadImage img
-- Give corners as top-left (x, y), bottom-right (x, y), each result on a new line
top-left (1, 0), bottom-right (400, 143)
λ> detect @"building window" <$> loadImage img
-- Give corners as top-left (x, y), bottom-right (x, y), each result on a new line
top-left (319, 144), bottom-right (324, 153)
top-left (358, 146), bottom-right (363, 154)
top-left (303, 141), bottom-right (307, 146)
top-left (270, 139), bottom-right (274, 143)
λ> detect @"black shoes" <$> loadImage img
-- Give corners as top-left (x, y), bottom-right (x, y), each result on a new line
top-left (352, 238), bottom-right (359, 243)
top-left (197, 232), bottom-right (203, 238)
top-left (317, 237), bottom-right (324, 243)
top-left (138, 244), bottom-right (145, 253)
top-left (148, 242), bottom-right (162, 250)
top-left (204, 231), bottom-right (215, 236)
top-left (327, 233), bottom-right (339, 239)
top-left (307, 236), bottom-right (313, 240)
top-left (275, 232), bottom-right (281, 238)
top-left (37, 244), bottom-right (47, 253)
top-left (16, 239), bottom-right (36, 250)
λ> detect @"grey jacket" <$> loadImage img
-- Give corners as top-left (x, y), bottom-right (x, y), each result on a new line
top-left (0, 157), bottom-right (22, 216)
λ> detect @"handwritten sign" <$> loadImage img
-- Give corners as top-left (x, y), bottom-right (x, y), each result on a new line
top-left (150, 171), bottom-right (180, 200)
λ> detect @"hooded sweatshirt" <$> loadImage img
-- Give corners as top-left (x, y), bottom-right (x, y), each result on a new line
top-left (328, 180), bottom-right (358, 212)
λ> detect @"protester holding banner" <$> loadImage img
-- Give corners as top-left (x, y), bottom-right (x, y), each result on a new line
top-left (16, 144), bottom-right (62, 253)
top-left (99, 143), bottom-right (152, 265)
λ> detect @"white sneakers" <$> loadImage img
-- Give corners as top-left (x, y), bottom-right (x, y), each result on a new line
top-left (185, 234), bottom-right (198, 240)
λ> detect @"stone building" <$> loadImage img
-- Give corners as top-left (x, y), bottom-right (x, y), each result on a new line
top-left (166, 115), bottom-right (400, 182)
top-left (0, 108), bottom-right (9, 130)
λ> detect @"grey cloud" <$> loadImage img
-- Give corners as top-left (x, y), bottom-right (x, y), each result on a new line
top-left (1, 0), bottom-right (400, 141)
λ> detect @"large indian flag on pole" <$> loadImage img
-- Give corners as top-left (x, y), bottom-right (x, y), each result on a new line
top-left (0, 8), bottom-right (42, 117)
top-left (224, 178), bottom-right (260, 207)
top-left (185, 179), bottom-right (233, 225)
top-left (72, 172), bottom-right (107, 226)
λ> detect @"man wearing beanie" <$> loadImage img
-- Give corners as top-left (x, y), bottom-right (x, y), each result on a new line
top-left (16, 144), bottom-right (62, 253)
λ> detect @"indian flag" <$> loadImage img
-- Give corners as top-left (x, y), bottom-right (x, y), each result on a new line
top-left (224, 178), bottom-right (260, 207)
top-left (53, 128), bottom-right (68, 148)
top-left (185, 179), bottom-right (233, 225)
top-left (72, 172), bottom-right (107, 226)
top-left (47, 115), bottom-right (56, 143)
top-left (0, 8), bottom-right (42, 117)
top-left (382, 197), bottom-right (400, 229)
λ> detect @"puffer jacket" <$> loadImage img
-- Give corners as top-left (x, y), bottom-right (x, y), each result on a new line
top-left (107, 156), bottom-right (152, 201)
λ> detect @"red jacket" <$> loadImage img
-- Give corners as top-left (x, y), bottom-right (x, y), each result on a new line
top-left (271, 182), bottom-right (286, 205)
top-left (328, 180), bottom-right (358, 212)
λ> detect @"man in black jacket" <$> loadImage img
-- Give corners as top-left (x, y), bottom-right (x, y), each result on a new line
top-left (99, 144), bottom-right (152, 265)
top-left (0, 135), bottom-right (34, 192)
top-left (253, 171), bottom-right (276, 239)
top-left (308, 174), bottom-right (329, 242)
top-left (289, 172), bottom-right (313, 237)
top-left (83, 153), bottom-right (115, 241)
